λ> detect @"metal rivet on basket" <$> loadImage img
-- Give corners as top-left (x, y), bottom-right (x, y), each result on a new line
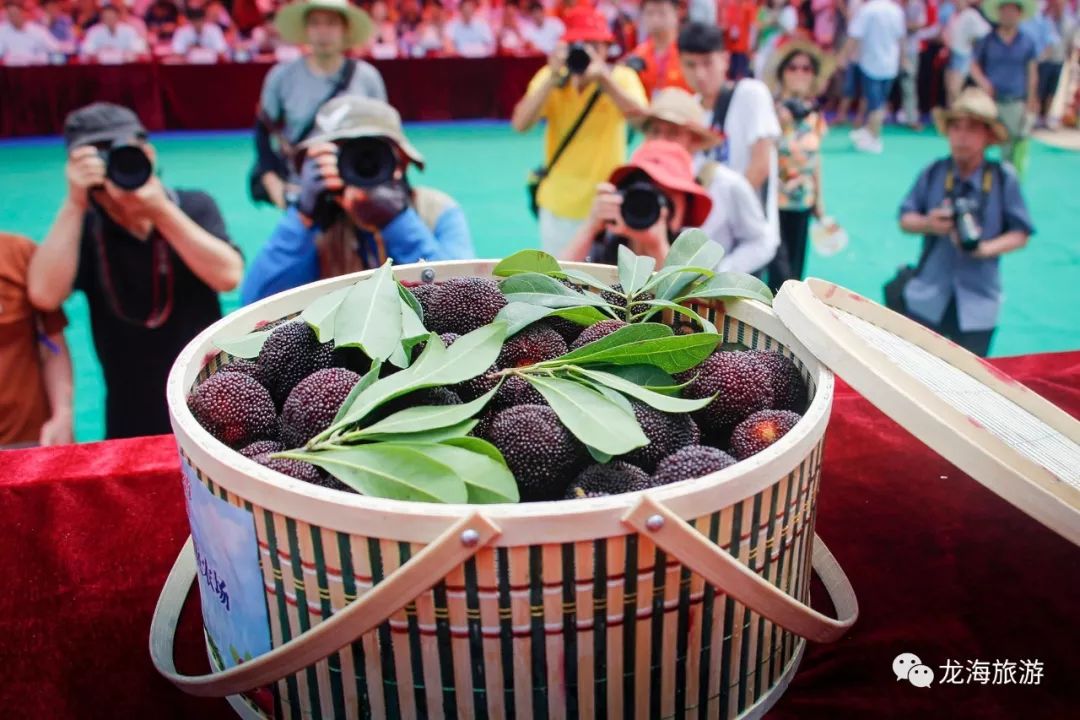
top-left (421, 267), bottom-right (436, 283)
top-left (645, 514), bottom-right (665, 532)
top-left (460, 529), bottom-right (481, 547)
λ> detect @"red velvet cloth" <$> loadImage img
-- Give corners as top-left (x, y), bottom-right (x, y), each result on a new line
top-left (0, 57), bottom-right (546, 138)
top-left (0, 352), bottom-right (1076, 718)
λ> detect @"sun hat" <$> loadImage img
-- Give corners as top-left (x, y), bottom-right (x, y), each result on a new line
top-left (300, 95), bottom-right (425, 168)
top-left (609, 140), bottom-right (714, 228)
top-left (274, 0), bottom-right (373, 47)
top-left (562, 4), bottom-right (614, 44)
top-left (984, 0), bottom-right (1036, 22)
top-left (63, 102), bottom-right (147, 149)
top-left (932, 88), bottom-right (1009, 144)
top-left (765, 38), bottom-right (837, 97)
top-left (635, 88), bottom-right (723, 151)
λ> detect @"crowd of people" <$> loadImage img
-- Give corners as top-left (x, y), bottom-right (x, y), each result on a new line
top-left (3, 0), bottom-right (1074, 450)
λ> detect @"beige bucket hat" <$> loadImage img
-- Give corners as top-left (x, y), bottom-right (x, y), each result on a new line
top-left (764, 39), bottom-right (837, 97)
top-left (932, 88), bottom-right (1010, 144)
top-left (274, 0), bottom-right (374, 48)
top-left (635, 88), bottom-right (723, 151)
top-left (301, 95), bottom-right (425, 168)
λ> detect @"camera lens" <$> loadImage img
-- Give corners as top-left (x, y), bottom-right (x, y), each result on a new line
top-left (338, 138), bottom-right (397, 188)
top-left (619, 182), bottom-right (666, 231)
top-left (567, 43), bottom-right (591, 75)
top-left (106, 144), bottom-right (153, 191)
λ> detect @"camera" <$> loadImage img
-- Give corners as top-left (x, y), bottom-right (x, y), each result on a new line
top-left (337, 137), bottom-right (398, 188)
top-left (781, 97), bottom-right (817, 123)
top-left (101, 144), bottom-right (153, 191)
top-left (619, 181), bottom-right (669, 230)
top-left (566, 43), bottom-right (592, 75)
top-left (953, 196), bottom-right (982, 252)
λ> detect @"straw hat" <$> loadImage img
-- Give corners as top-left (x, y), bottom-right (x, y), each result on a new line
top-left (764, 39), bottom-right (837, 97)
top-left (635, 88), bottom-right (723, 151)
top-left (301, 95), bottom-right (425, 168)
top-left (275, 0), bottom-right (373, 48)
top-left (932, 88), bottom-right (1009, 144)
top-left (1032, 127), bottom-right (1080, 151)
top-left (609, 140), bottom-right (714, 228)
top-left (984, 0), bottom-right (1037, 22)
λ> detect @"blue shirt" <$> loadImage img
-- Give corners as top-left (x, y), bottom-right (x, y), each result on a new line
top-left (241, 200), bottom-right (474, 305)
top-left (898, 157), bottom-right (1034, 331)
top-left (974, 29), bottom-right (1038, 101)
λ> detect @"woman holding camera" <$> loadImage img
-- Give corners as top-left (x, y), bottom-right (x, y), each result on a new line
top-left (766, 40), bottom-right (836, 292)
top-left (241, 96), bottom-right (475, 305)
top-left (560, 139), bottom-right (712, 265)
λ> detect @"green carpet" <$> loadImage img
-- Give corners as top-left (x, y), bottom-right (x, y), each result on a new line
top-left (1, 123), bottom-right (1077, 442)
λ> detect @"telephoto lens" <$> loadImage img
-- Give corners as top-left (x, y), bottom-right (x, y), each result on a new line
top-left (619, 181), bottom-right (668, 230)
top-left (566, 43), bottom-right (591, 75)
top-left (104, 144), bottom-right (153, 191)
top-left (337, 138), bottom-right (398, 188)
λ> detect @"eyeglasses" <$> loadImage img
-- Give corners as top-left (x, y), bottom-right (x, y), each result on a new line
top-left (785, 63), bottom-right (815, 74)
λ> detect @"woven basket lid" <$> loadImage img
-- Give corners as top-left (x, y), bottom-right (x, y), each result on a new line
top-left (773, 278), bottom-right (1080, 546)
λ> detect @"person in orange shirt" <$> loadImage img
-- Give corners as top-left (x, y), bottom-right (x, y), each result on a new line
top-left (720, 0), bottom-right (758, 79)
top-left (625, 0), bottom-right (691, 97)
top-left (0, 233), bottom-right (73, 449)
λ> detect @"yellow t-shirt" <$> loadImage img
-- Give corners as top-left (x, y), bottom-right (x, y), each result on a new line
top-left (529, 65), bottom-right (647, 220)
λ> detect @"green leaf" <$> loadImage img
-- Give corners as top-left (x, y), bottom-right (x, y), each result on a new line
top-left (634, 299), bottom-right (718, 333)
top-left (551, 333), bottom-right (721, 373)
top-left (640, 264), bottom-right (716, 294)
top-left (387, 295), bottom-right (432, 369)
top-left (495, 302), bottom-right (610, 337)
top-left (540, 323), bottom-right (674, 367)
top-left (329, 360), bottom-right (383, 429)
top-left (617, 244), bottom-right (656, 296)
top-left (499, 291), bottom-right (613, 311)
top-left (553, 268), bottom-right (615, 293)
top-left (335, 323), bottom-right (507, 429)
top-left (281, 446), bottom-right (468, 503)
top-left (437, 438), bottom-right (520, 503)
top-left (333, 261), bottom-right (402, 361)
top-left (214, 329), bottom-right (270, 359)
top-left (526, 375), bottom-right (648, 454)
top-left (499, 272), bottom-right (581, 296)
top-left (492, 249), bottom-right (563, 278)
top-left (573, 368), bottom-right (713, 413)
top-left (586, 446), bottom-right (613, 464)
top-left (592, 363), bottom-right (677, 389)
top-left (654, 230), bottom-right (726, 301)
top-left (398, 283), bottom-right (426, 323)
top-left (301, 285), bottom-right (352, 343)
top-left (679, 272), bottom-right (775, 306)
top-left (358, 419), bottom-right (478, 444)
top-left (355, 387), bottom-right (499, 437)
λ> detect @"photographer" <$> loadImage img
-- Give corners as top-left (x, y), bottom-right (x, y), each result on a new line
top-left (511, 4), bottom-right (647, 255)
top-left (895, 89), bottom-right (1033, 357)
top-left (561, 139), bottom-right (713, 265)
top-left (27, 103), bottom-right (242, 439)
top-left (252, 0), bottom-right (386, 209)
top-left (241, 96), bottom-right (474, 304)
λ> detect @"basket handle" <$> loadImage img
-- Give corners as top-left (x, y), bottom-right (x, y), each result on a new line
top-left (623, 495), bottom-right (857, 643)
top-left (149, 511), bottom-right (501, 697)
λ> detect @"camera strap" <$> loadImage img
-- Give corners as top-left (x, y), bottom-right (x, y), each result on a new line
top-left (541, 89), bottom-right (603, 178)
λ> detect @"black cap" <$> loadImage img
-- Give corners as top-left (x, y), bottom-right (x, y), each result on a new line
top-left (63, 102), bottom-right (147, 149)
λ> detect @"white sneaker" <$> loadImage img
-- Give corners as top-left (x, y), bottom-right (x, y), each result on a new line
top-left (854, 133), bottom-right (884, 154)
top-left (848, 127), bottom-right (867, 144)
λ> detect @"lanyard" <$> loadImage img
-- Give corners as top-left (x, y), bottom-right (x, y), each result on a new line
top-left (944, 163), bottom-right (994, 215)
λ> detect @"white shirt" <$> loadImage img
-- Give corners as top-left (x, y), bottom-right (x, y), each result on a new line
top-left (171, 22), bottom-right (228, 55)
top-left (445, 17), bottom-right (495, 57)
top-left (0, 21), bottom-right (59, 60)
top-left (521, 16), bottom-right (564, 54)
top-left (700, 163), bottom-right (778, 274)
top-left (946, 7), bottom-right (991, 55)
top-left (849, 0), bottom-right (906, 79)
top-left (701, 78), bottom-right (782, 250)
top-left (81, 23), bottom-right (147, 57)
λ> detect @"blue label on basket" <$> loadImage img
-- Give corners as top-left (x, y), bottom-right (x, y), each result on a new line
top-left (181, 460), bottom-right (272, 670)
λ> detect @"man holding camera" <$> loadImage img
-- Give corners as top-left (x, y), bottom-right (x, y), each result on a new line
top-left (511, 4), bottom-right (647, 256)
top-left (895, 88), bottom-right (1033, 357)
top-left (560, 139), bottom-right (713, 265)
top-left (28, 103), bottom-right (242, 439)
top-left (241, 96), bottom-right (474, 305)
top-left (253, 0), bottom-right (386, 209)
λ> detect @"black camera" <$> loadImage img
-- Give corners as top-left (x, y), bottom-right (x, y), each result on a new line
top-left (953, 196), bottom-right (982, 252)
top-left (781, 97), bottom-right (817, 123)
top-left (566, 43), bottom-right (591, 75)
top-left (337, 137), bottom-right (397, 188)
top-left (101, 144), bottom-right (153, 191)
top-left (619, 181), bottom-right (669, 230)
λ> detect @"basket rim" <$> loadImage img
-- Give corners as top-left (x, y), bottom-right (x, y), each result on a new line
top-left (168, 260), bottom-right (834, 545)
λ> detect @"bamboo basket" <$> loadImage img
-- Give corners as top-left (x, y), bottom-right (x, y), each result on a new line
top-left (153, 260), bottom-right (857, 720)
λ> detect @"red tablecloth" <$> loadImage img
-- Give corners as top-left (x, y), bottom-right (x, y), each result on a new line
top-left (0, 56), bottom-right (546, 138)
top-left (0, 351), bottom-right (1076, 719)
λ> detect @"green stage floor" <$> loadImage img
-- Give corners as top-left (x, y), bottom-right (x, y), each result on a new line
top-left (2, 123), bottom-right (1077, 442)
